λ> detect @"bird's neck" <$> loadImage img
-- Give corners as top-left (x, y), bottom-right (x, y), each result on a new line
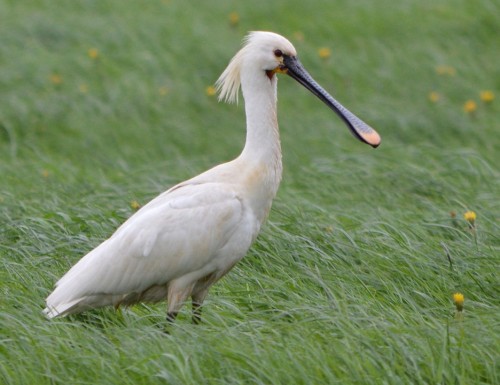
top-left (239, 73), bottom-right (282, 173)
top-left (235, 71), bottom-right (283, 223)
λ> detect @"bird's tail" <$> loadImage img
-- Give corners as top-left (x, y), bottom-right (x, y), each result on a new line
top-left (43, 298), bottom-right (84, 318)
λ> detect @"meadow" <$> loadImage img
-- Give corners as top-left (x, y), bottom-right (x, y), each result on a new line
top-left (1, 0), bottom-right (499, 383)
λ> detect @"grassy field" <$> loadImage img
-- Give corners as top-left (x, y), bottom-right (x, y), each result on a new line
top-left (1, 0), bottom-right (499, 383)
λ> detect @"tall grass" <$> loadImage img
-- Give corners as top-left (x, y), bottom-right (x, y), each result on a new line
top-left (1, 0), bottom-right (499, 384)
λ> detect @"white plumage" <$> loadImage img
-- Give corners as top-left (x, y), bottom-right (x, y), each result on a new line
top-left (44, 31), bottom-right (380, 322)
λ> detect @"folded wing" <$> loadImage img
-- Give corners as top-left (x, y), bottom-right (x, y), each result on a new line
top-left (44, 182), bottom-right (249, 317)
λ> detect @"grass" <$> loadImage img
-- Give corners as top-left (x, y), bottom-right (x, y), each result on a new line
top-left (1, 0), bottom-right (499, 383)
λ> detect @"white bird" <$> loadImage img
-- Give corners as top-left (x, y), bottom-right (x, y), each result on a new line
top-left (44, 31), bottom-right (380, 323)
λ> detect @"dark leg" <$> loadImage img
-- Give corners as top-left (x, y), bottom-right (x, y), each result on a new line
top-left (191, 288), bottom-right (210, 325)
top-left (191, 271), bottom-right (224, 325)
top-left (192, 302), bottom-right (202, 324)
top-left (166, 311), bottom-right (178, 324)
top-left (162, 311), bottom-right (179, 334)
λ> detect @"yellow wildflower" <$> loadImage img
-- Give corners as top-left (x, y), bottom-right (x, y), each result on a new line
top-left (41, 169), bottom-right (50, 178)
top-left (88, 48), bottom-right (99, 60)
top-left (158, 86), bottom-right (168, 96)
top-left (130, 200), bottom-right (141, 211)
top-left (463, 100), bottom-right (477, 113)
top-left (318, 47), bottom-right (331, 59)
top-left (228, 12), bottom-right (239, 26)
top-left (453, 292), bottom-right (464, 312)
top-left (464, 210), bottom-right (476, 225)
top-left (479, 90), bottom-right (494, 103)
top-left (205, 85), bottom-right (216, 97)
top-left (428, 91), bottom-right (440, 102)
top-left (435, 65), bottom-right (456, 76)
top-left (50, 73), bottom-right (62, 85)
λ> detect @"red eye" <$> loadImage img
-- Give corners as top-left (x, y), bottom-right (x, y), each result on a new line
top-left (274, 49), bottom-right (283, 58)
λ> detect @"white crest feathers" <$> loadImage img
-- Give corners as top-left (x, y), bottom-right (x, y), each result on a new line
top-left (215, 32), bottom-right (297, 104)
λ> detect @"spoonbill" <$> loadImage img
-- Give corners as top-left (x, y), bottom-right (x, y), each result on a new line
top-left (44, 31), bottom-right (380, 323)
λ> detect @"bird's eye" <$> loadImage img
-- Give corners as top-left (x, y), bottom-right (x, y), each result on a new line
top-left (274, 49), bottom-right (283, 58)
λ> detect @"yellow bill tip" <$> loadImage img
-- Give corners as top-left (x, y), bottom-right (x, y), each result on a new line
top-left (361, 130), bottom-right (381, 148)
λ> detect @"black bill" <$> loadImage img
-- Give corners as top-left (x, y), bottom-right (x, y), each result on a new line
top-left (283, 55), bottom-right (381, 148)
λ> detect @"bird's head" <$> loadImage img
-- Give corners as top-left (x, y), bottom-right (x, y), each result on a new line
top-left (239, 32), bottom-right (297, 78)
top-left (216, 32), bottom-right (295, 103)
top-left (216, 31), bottom-right (381, 148)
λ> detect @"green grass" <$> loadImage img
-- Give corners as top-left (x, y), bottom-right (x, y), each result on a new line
top-left (1, 0), bottom-right (499, 383)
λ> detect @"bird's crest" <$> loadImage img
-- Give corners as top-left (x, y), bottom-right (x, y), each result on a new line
top-left (216, 32), bottom-right (292, 104)
top-left (215, 35), bottom-right (250, 104)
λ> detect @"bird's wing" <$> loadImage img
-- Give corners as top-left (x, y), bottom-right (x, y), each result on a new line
top-left (47, 182), bottom-right (249, 307)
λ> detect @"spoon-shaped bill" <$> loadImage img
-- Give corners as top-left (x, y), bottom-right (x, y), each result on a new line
top-left (284, 55), bottom-right (381, 148)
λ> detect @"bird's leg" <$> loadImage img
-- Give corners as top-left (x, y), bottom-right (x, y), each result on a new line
top-left (166, 311), bottom-right (178, 324)
top-left (165, 280), bottom-right (195, 328)
top-left (192, 304), bottom-right (202, 324)
top-left (191, 288), bottom-right (209, 325)
top-left (190, 270), bottom-right (232, 324)
top-left (192, 301), bottom-right (202, 325)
